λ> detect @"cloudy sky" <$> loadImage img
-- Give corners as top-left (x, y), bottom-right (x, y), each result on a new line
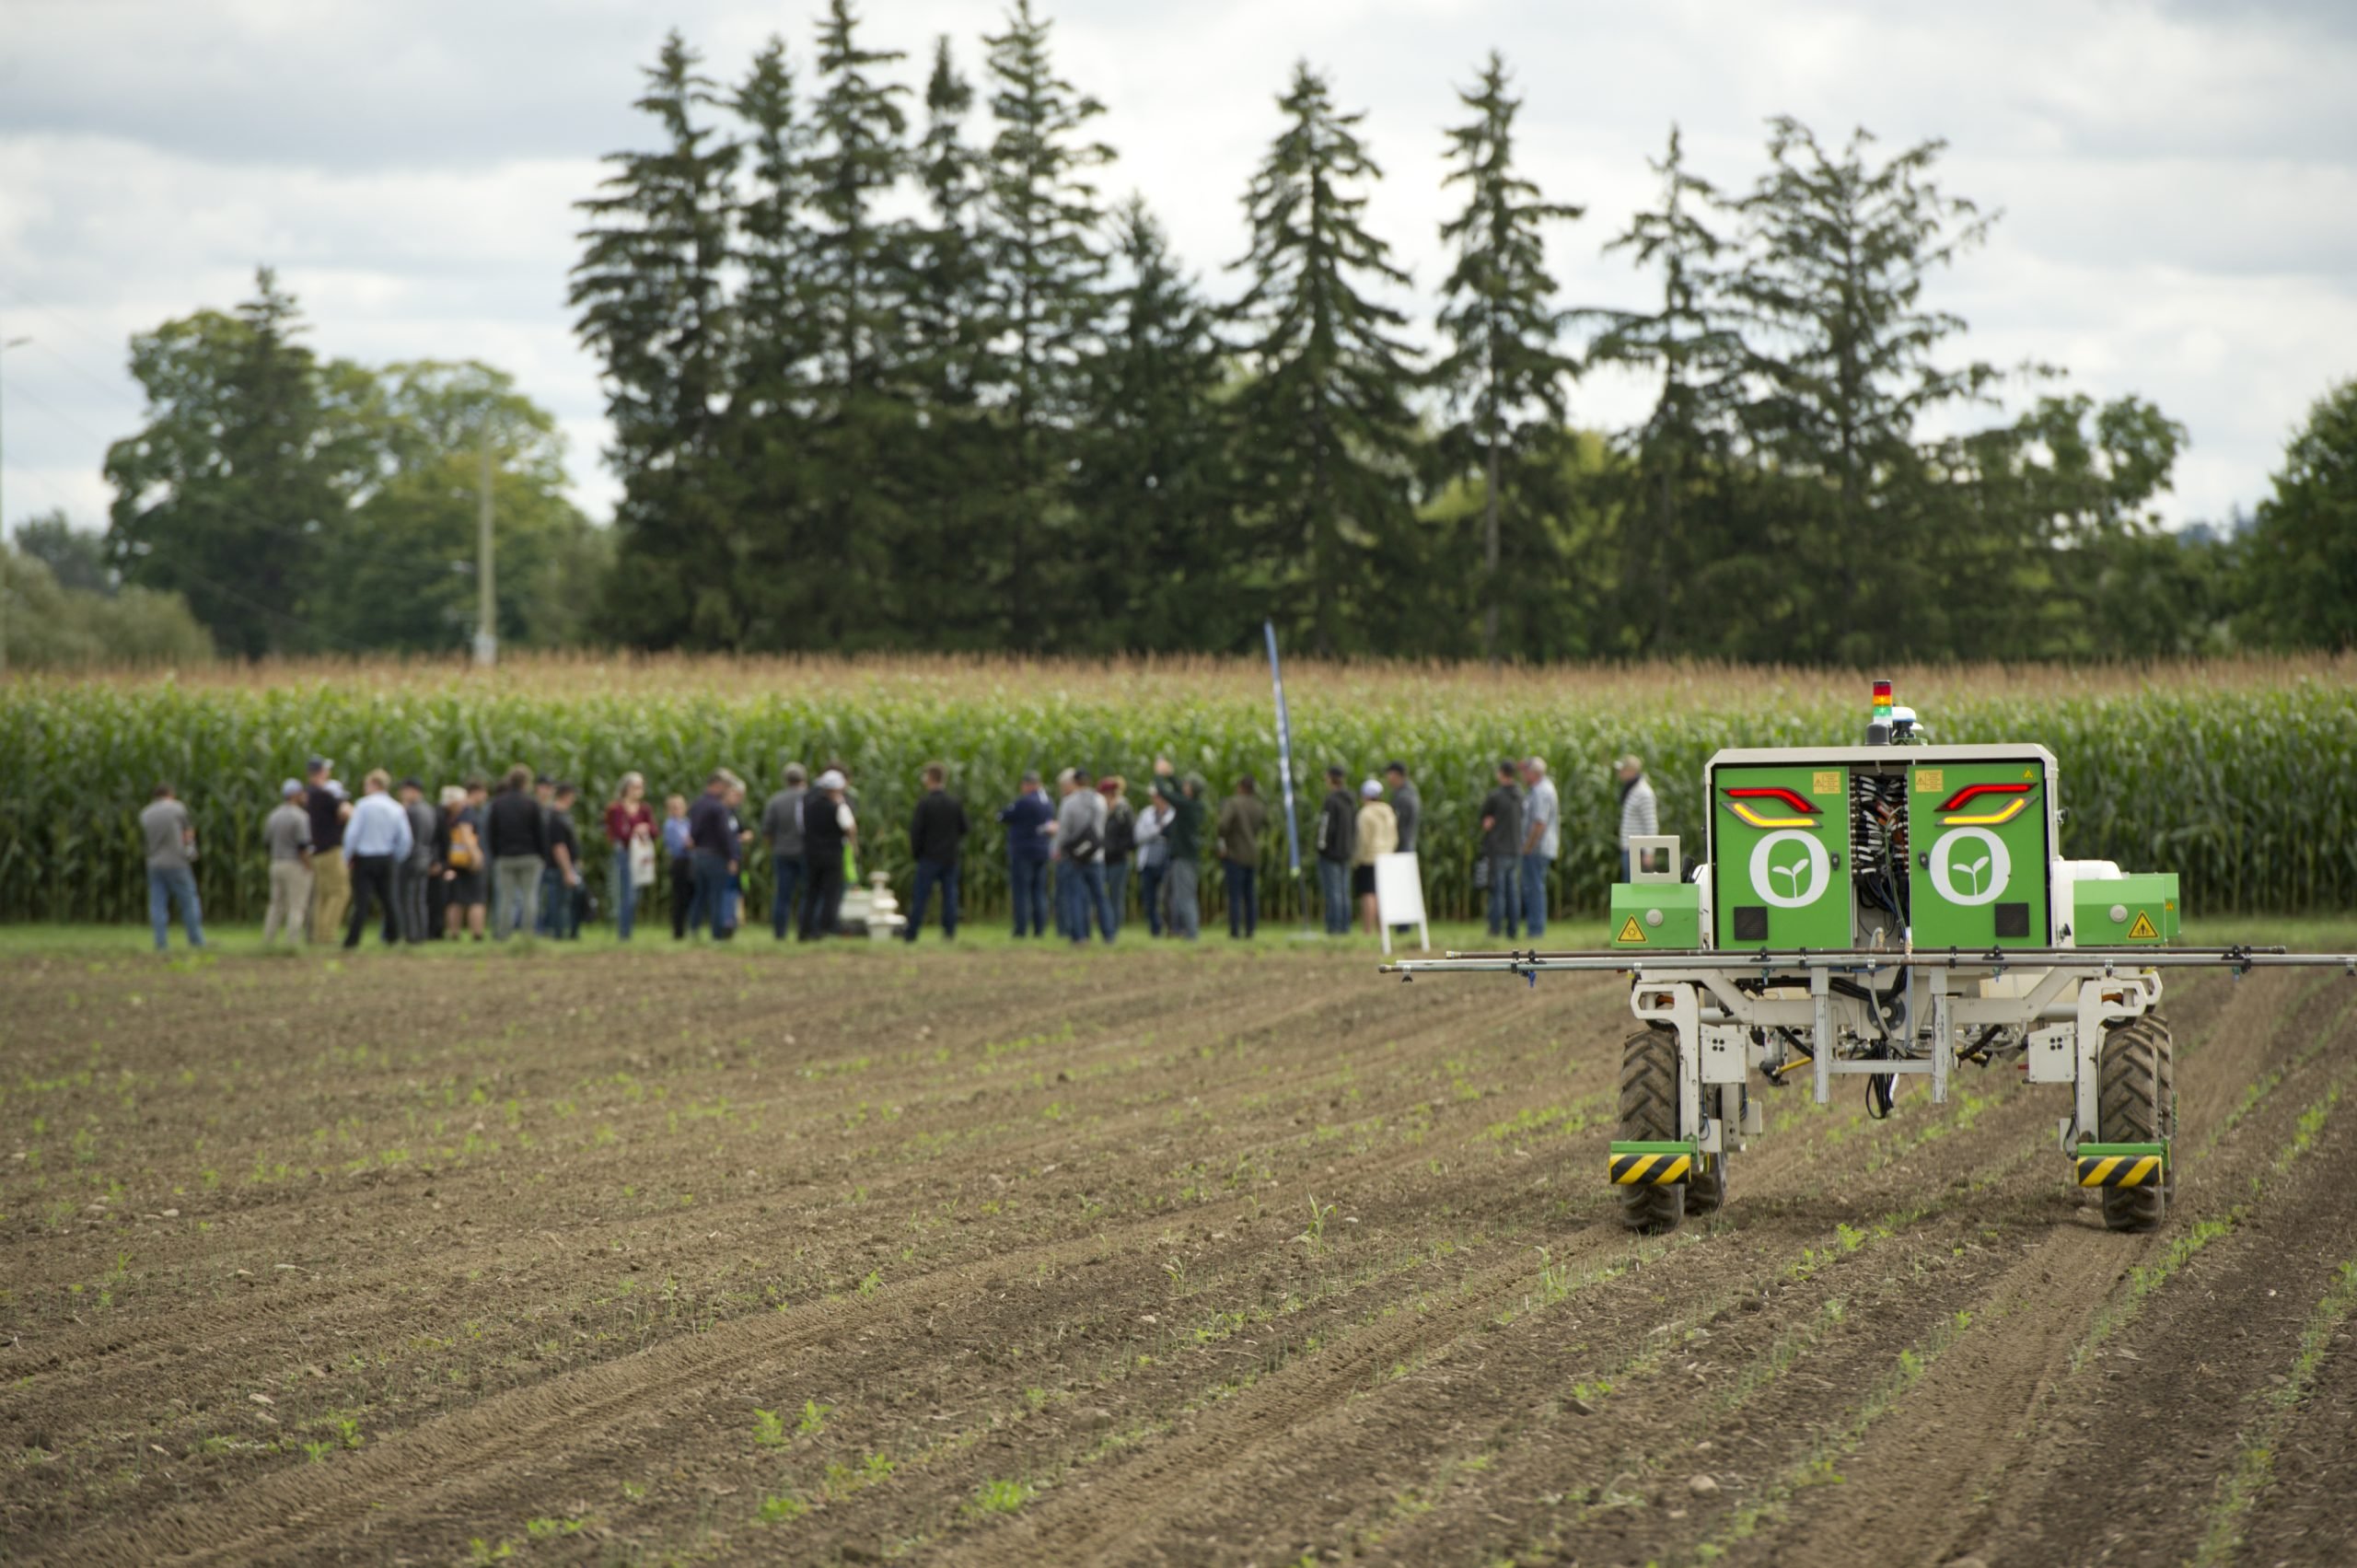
top-left (3, 0), bottom-right (2353, 538)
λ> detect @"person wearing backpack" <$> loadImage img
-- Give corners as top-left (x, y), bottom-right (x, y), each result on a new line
top-left (441, 777), bottom-right (489, 940)
top-left (1053, 768), bottom-right (1112, 945)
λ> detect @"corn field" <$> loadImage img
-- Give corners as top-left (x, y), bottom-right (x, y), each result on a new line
top-left (3, 656), bottom-right (2352, 926)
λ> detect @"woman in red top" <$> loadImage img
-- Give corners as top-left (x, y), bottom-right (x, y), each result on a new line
top-left (604, 771), bottom-right (657, 941)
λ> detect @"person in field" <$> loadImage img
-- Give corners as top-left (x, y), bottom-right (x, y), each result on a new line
top-left (487, 763), bottom-right (549, 939)
top-left (719, 772), bottom-right (750, 939)
top-left (304, 756), bottom-right (352, 944)
top-left (342, 769), bottom-right (412, 950)
top-left (441, 777), bottom-right (489, 941)
top-left (998, 771), bottom-right (1055, 939)
top-left (1519, 756), bottom-right (1560, 940)
top-left (1315, 765), bottom-right (1357, 936)
top-left (1480, 760), bottom-right (1524, 940)
top-left (605, 772), bottom-right (656, 942)
top-left (427, 785), bottom-right (462, 939)
top-left (1353, 778), bottom-right (1399, 935)
top-left (761, 762), bottom-right (808, 941)
top-left (1151, 758), bottom-right (1207, 940)
top-left (798, 769), bottom-right (855, 940)
top-left (261, 779), bottom-right (313, 945)
top-left (1054, 767), bottom-right (1113, 945)
top-left (1385, 761), bottom-right (1422, 938)
top-left (905, 762), bottom-right (969, 942)
top-left (684, 772), bottom-right (737, 941)
top-left (1134, 786), bottom-right (1174, 938)
top-left (140, 781), bottom-right (204, 952)
top-left (389, 777), bottom-right (437, 945)
top-left (533, 774), bottom-right (563, 937)
top-left (1099, 775), bottom-right (1136, 938)
top-left (662, 792), bottom-right (693, 939)
top-left (1216, 774), bottom-right (1267, 940)
top-left (545, 783), bottom-right (585, 939)
top-left (1615, 753), bottom-right (1658, 882)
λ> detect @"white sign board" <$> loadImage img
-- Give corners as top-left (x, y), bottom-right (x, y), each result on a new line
top-left (1374, 853), bottom-right (1428, 955)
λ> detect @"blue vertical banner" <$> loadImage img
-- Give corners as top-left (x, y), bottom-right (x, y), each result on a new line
top-left (1264, 620), bottom-right (1303, 878)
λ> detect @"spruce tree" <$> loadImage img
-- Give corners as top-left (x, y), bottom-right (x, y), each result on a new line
top-left (1072, 199), bottom-right (1241, 650)
top-left (727, 36), bottom-right (821, 647)
top-left (569, 31), bottom-right (741, 646)
top-left (800, 0), bottom-right (915, 645)
top-left (977, 0), bottom-right (1114, 645)
top-left (1726, 119), bottom-right (1998, 662)
top-left (1226, 62), bottom-right (1423, 656)
top-left (1582, 125), bottom-right (1748, 656)
top-left (1431, 52), bottom-right (1583, 663)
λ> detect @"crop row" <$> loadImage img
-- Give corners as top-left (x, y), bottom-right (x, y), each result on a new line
top-left (1, 673), bottom-right (2351, 924)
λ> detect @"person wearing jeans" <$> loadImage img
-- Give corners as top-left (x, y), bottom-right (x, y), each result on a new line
top-left (1517, 756), bottom-right (1560, 941)
top-left (683, 772), bottom-right (739, 940)
top-left (904, 763), bottom-right (969, 942)
top-left (1098, 776), bottom-right (1134, 938)
top-left (1216, 775), bottom-right (1267, 939)
top-left (1151, 761), bottom-right (1207, 940)
top-left (604, 772), bottom-right (656, 942)
top-left (1314, 766), bottom-right (1356, 936)
top-left (998, 771), bottom-right (1054, 938)
top-left (139, 782), bottom-right (205, 952)
top-left (1480, 759), bottom-right (1524, 940)
top-left (1134, 796), bottom-right (1172, 937)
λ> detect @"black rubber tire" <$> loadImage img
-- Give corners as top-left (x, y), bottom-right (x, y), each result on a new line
top-left (1618, 1025), bottom-right (1685, 1234)
top-left (2096, 1015), bottom-right (2175, 1233)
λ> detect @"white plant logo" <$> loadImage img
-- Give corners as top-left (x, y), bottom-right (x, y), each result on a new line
top-left (1930, 827), bottom-right (2013, 907)
top-left (1747, 830), bottom-right (1829, 910)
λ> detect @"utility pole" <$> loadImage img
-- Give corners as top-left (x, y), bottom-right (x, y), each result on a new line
top-left (471, 428), bottom-right (496, 667)
top-left (0, 333), bottom-right (27, 679)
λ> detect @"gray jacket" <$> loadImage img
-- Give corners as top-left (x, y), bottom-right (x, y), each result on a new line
top-left (762, 787), bottom-right (807, 860)
top-left (1390, 782), bottom-right (1422, 854)
top-left (404, 799), bottom-right (437, 871)
top-left (1055, 789), bottom-right (1105, 863)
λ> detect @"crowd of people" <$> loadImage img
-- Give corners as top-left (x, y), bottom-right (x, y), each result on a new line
top-left (134, 750), bottom-right (1662, 953)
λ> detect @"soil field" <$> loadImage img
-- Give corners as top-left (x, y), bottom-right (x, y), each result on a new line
top-left (6, 940), bottom-right (2357, 1566)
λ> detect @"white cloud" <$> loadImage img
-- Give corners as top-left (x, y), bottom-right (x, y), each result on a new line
top-left (3, 0), bottom-right (2353, 542)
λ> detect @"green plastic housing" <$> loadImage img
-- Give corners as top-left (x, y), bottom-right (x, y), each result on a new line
top-left (1611, 882), bottom-right (1701, 949)
top-left (1909, 760), bottom-right (2052, 949)
top-left (2073, 873), bottom-right (2180, 944)
top-left (1711, 763), bottom-right (1850, 949)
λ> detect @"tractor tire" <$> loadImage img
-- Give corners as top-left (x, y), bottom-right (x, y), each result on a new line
top-left (1618, 1025), bottom-right (1685, 1234)
top-left (2096, 1015), bottom-right (2175, 1234)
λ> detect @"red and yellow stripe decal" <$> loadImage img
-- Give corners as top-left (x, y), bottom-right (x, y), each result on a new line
top-left (1724, 786), bottom-right (1820, 830)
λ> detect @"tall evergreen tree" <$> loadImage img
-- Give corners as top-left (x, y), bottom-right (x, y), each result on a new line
top-left (1431, 52), bottom-right (1582, 663)
top-left (1072, 199), bottom-right (1242, 650)
top-left (1727, 119), bottom-right (1999, 662)
top-left (569, 31), bottom-right (741, 646)
top-left (104, 269), bottom-right (376, 657)
top-left (909, 37), bottom-right (988, 412)
top-left (1582, 126), bottom-right (1749, 656)
top-left (799, 0), bottom-right (916, 645)
top-left (977, 0), bottom-right (1114, 646)
top-left (1226, 62), bottom-right (1423, 656)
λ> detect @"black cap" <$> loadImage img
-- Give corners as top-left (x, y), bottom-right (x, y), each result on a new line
top-left (1385, 760), bottom-right (1407, 775)
top-left (306, 755), bottom-right (330, 772)
top-left (1325, 764), bottom-right (1346, 781)
top-left (398, 775), bottom-right (423, 792)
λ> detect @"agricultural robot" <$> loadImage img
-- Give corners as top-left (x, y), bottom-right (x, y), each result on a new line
top-left (1384, 681), bottom-right (2357, 1234)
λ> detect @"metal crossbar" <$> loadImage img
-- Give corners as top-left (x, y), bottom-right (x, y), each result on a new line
top-left (1381, 945), bottom-right (2357, 978)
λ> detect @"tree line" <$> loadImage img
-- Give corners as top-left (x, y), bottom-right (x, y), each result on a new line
top-left (8, 0), bottom-right (2352, 667)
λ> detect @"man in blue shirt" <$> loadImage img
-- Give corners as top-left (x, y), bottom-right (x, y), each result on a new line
top-left (997, 771), bottom-right (1054, 938)
top-left (342, 769), bottom-right (413, 949)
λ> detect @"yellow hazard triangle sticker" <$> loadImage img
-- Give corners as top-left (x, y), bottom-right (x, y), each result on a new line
top-left (1617, 915), bottom-right (1646, 943)
top-left (2127, 911), bottom-right (2159, 940)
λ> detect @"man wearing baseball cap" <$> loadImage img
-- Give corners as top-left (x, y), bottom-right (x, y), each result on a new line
top-left (261, 779), bottom-right (314, 945)
top-left (305, 756), bottom-right (353, 942)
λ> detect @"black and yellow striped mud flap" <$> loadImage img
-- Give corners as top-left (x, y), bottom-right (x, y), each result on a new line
top-left (1608, 1141), bottom-right (1697, 1186)
top-left (2073, 1142), bottom-right (2166, 1189)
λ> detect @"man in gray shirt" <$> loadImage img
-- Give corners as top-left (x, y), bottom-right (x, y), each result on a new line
top-left (139, 783), bottom-right (204, 951)
top-left (761, 762), bottom-right (807, 940)
top-left (392, 778), bottom-right (438, 945)
top-left (261, 779), bottom-right (314, 945)
top-left (1518, 757), bottom-right (1561, 939)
